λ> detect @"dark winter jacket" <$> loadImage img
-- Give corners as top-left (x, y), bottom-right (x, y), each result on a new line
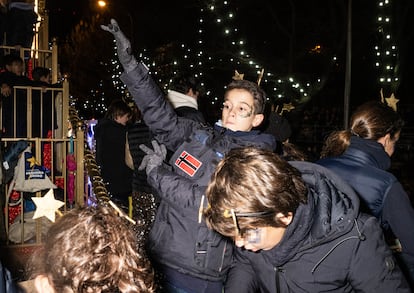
top-left (224, 161), bottom-right (410, 292)
top-left (121, 63), bottom-right (276, 282)
top-left (127, 121), bottom-right (153, 194)
top-left (0, 70), bottom-right (33, 137)
top-left (317, 136), bottom-right (414, 286)
top-left (94, 118), bottom-right (132, 202)
top-left (5, 2), bottom-right (38, 48)
top-left (0, 262), bottom-right (24, 293)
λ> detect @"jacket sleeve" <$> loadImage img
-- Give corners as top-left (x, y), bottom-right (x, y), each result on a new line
top-left (382, 181), bottom-right (414, 285)
top-left (120, 63), bottom-right (195, 150)
top-left (348, 216), bottom-right (411, 292)
top-left (147, 165), bottom-right (206, 216)
top-left (224, 250), bottom-right (258, 293)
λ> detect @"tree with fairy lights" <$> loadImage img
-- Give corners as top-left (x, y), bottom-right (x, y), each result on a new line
top-left (60, 0), bottom-right (412, 120)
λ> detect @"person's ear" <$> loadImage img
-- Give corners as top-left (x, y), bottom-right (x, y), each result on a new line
top-left (34, 275), bottom-right (55, 293)
top-left (377, 133), bottom-right (390, 148)
top-left (275, 212), bottom-right (293, 226)
top-left (252, 113), bottom-right (264, 127)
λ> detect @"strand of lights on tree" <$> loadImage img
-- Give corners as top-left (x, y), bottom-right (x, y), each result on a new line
top-left (374, 0), bottom-right (399, 92)
top-left (199, 0), bottom-right (313, 105)
top-left (104, 0), bottom-right (347, 116)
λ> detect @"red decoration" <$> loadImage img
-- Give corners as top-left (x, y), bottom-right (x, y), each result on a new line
top-left (27, 59), bottom-right (33, 80)
top-left (66, 154), bottom-right (76, 205)
top-left (54, 177), bottom-right (64, 189)
top-left (42, 130), bottom-right (52, 171)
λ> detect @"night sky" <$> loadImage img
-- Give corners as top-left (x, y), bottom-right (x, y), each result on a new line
top-left (45, 0), bottom-right (414, 108)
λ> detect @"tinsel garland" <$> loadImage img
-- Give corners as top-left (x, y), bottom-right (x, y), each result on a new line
top-left (70, 106), bottom-right (158, 276)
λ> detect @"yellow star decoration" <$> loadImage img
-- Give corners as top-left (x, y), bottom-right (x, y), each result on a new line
top-left (27, 156), bottom-right (40, 168)
top-left (32, 189), bottom-right (64, 222)
top-left (232, 70), bottom-right (244, 80)
top-left (281, 103), bottom-right (295, 114)
top-left (385, 93), bottom-right (399, 112)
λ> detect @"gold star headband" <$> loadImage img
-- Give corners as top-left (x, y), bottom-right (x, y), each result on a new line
top-left (232, 69), bottom-right (265, 86)
top-left (380, 88), bottom-right (399, 112)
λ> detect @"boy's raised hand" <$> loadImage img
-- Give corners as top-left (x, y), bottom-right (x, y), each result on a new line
top-left (101, 19), bottom-right (137, 73)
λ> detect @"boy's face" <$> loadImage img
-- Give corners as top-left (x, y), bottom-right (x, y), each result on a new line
top-left (234, 226), bottom-right (287, 252)
top-left (115, 113), bottom-right (130, 126)
top-left (7, 62), bottom-right (23, 76)
top-left (221, 89), bottom-right (264, 132)
top-left (40, 74), bottom-right (51, 84)
top-left (233, 213), bottom-right (292, 252)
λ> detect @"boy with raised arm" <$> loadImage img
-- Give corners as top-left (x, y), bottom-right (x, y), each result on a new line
top-left (102, 19), bottom-right (276, 292)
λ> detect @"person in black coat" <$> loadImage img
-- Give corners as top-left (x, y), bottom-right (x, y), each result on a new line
top-left (94, 99), bottom-right (132, 210)
top-left (31, 66), bottom-right (58, 137)
top-left (0, 54), bottom-right (32, 137)
top-left (205, 147), bottom-right (410, 292)
top-left (125, 102), bottom-right (157, 251)
top-left (5, 0), bottom-right (38, 50)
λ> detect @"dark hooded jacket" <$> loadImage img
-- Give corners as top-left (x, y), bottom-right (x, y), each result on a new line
top-left (317, 136), bottom-right (414, 287)
top-left (121, 63), bottom-right (276, 283)
top-left (224, 161), bottom-right (409, 292)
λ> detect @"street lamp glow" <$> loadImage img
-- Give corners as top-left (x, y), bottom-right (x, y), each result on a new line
top-left (98, 1), bottom-right (107, 8)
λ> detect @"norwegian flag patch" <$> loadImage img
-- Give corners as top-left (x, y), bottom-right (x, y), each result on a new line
top-left (175, 151), bottom-right (202, 177)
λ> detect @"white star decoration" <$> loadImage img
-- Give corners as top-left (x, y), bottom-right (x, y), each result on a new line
top-left (32, 189), bottom-right (64, 222)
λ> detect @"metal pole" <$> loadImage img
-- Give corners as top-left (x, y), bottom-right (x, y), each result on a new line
top-left (344, 0), bottom-right (352, 129)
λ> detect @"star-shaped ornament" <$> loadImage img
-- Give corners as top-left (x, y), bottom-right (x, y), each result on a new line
top-left (32, 189), bottom-right (64, 222)
top-left (232, 70), bottom-right (244, 80)
top-left (385, 93), bottom-right (399, 112)
top-left (281, 103), bottom-right (295, 114)
top-left (27, 156), bottom-right (40, 168)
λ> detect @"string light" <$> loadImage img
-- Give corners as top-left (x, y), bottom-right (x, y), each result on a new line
top-left (374, 0), bottom-right (399, 92)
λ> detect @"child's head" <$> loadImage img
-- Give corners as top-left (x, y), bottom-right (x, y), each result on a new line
top-left (32, 67), bottom-right (51, 83)
top-left (204, 147), bottom-right (307, 251)
top-left (321, 100), bottom-right (404, 158)
top-left (4, 54), bottom-right (24, 76)
top-left (105, 99), bottom-right (132, 126)
top-left (32, 206), bottom-right (155, 293)
top-left (221, 80), bottom-right (266, 132)
top-left (169, 74), bottom-right (201, 100)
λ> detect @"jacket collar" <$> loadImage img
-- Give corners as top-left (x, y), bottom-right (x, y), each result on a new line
top-left (345, 136), bottom-right (391, 170)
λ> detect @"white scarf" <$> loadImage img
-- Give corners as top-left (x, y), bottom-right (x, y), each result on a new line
top-left (167, 90), bottom-right (198, 110)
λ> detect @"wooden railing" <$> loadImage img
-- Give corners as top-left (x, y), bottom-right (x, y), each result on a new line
top-left (0, 82), bottom-right (87, 245)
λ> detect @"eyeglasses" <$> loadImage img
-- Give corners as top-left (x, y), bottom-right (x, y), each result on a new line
top-left (222, 101), bottom-right (254, 118)
top-left (224, 209), bottom-right (274, 244)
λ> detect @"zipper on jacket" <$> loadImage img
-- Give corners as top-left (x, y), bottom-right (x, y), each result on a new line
top-left (274, 267), bottom-right (284, 293)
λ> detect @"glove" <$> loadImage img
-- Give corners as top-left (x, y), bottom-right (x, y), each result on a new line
top-left (138, 140), bottom-right (167, 175)
top-left (101, 19), bottom-right (138, 73)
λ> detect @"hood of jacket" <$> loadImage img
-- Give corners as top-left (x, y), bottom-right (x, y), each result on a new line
top-left (265, 161), bottom-right (360, 266)
top-left (167, 90), bottom-right (198, 110)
